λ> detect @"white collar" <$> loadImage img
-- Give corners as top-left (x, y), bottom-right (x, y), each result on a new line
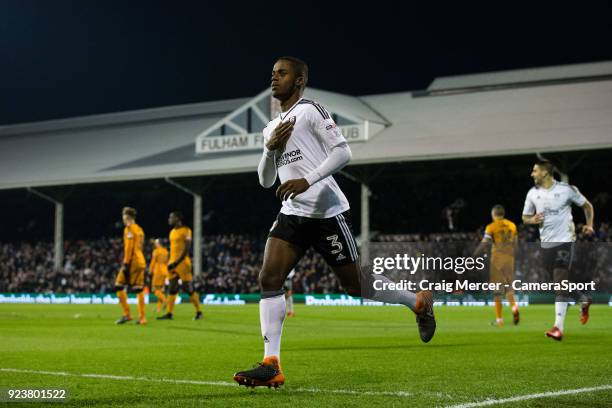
top-left (279, 97), bottom-right (303, 120)
top-left (542, 180), bottom-right (557, 191)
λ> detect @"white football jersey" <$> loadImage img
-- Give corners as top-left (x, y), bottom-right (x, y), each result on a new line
top-left (262, 98), bottom-right (350, 218)
top-left (522, 181), bottom-right (586, 246)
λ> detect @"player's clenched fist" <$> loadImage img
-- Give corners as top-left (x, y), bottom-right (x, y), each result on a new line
top-left (276, 178), bottom-right (310, 201)
top-left (266, 120), bottom-right (294, 151)
top-left (527, 213), bottom-right (545, 225)
top-left (581, 224), bottom-right (595, 235)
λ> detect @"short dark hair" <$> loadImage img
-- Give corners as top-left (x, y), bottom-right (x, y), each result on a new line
top-left (278, 56), bottom-right (309, 87)
top-left (492, 204), bottom-right (505, 217)
top-left (171, 211), bottom-right (184, 222)
top-left (535, 160), bottom-right (554, 176)
top-left (122, 207), bottom-right (137, 219)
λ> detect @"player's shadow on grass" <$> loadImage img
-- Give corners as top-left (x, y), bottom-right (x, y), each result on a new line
top-left (165, 325), bottom-right (260, 337)
top-left (284, 343), bottom-right (472, 352)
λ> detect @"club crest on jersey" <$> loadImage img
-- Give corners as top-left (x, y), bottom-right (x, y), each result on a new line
top-left (325, 123), bottom-right (336, 130)
top-left (288, 116), bottom-right (296, 124)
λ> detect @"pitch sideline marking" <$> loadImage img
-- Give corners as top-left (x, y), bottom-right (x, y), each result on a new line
top-left (0, 368), bottom-right (418, 398)
top-left (443, 384), bottom-right (612, 408)
top-left (4, 368), bottom-right (608, 403)
top-left (0, 368), bottom-right (234, 387)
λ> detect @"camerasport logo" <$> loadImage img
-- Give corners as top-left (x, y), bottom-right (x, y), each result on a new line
top-left (276, 149), bottom-right (304, 167)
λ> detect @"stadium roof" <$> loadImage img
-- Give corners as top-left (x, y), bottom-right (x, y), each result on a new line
top-left (428, 60), bottom-right (612, 90)
top-left (1, 61), bottom-right (612, 190)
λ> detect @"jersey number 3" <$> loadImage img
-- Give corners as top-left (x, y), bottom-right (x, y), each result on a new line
top-left (327, 234), bottom-right (343, 254)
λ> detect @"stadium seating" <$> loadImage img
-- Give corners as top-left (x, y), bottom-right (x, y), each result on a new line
top-left (2, 223), bottom-right (610, 294)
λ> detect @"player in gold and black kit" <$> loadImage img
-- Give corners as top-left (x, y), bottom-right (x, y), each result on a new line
top-left (115, 207), bottom-right (147, 325)
top-left (149, 239), bottom-right (169, 313)
top-left (475, 205), bottom-right (519, 327)
top-left (157, 211), bottom-right (202, 320)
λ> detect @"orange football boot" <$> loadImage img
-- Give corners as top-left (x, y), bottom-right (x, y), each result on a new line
top-left (233, 356), bottom-right (285, 388)
top-left (545, 326), bottom-right (563, 341)
top-left (580, 299), bottom-right (592, 325)
top-left (414, 290), bottom-right (436, 343)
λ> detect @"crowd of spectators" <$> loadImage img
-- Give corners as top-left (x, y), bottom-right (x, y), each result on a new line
top-left (0, 234), bottom-right (345, 294)
top-left (1, 223), bottom-right (610, 294)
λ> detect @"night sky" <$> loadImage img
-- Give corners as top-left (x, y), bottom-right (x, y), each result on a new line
top-left (2, 1), bottom-right (612, 125)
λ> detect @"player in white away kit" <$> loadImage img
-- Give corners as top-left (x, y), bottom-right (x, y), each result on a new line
top-left (233, 56), bottom-right (435, 388)
top-left (522, 160), bottom-right (595, 341)
top-left (284, 269), bottom-right (295, 317)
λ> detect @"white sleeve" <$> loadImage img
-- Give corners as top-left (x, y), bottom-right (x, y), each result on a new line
top-left (569, 185), bottom-right (587, 206)
top-left (308, 104), bottom-right (348, 150)
top-left (522, 191), bottom-right (536, 215)
top-left (257, 128), bottom-right (277, 188)
top-left (304, 105), bottom-right (351, 185)
top-left (304, 143), bottom-right (352, 186)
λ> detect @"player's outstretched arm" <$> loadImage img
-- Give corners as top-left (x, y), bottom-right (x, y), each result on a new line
top-left (581, 200), bottom-right (595, 235)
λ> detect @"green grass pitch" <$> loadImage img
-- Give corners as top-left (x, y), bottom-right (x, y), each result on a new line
top-left (1, 303), bottom-right (611, 407)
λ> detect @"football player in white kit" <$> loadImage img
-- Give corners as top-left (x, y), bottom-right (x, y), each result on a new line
top-left (284, 269), bottom-right (295, 317)
top-left (233, 57), bottom-right (435, 388)
top-left (522, 160), bottom-right (595, 341)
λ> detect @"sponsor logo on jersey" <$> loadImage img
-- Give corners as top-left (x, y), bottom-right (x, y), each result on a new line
top-left (276, 149), bottom-right (303, 167)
